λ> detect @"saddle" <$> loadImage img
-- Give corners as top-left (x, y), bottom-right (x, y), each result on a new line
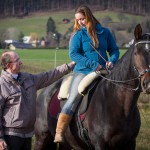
top-left (48, 72), bottom-right (102, 119)
top-left (58, 71), bottom-right (101, 100)
top-left (47, 71), bottom-right (107, 147)
top-left (78, 77), bottom-right (100, 116)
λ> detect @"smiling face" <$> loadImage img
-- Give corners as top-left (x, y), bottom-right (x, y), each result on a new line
top-left (75, 12), bottom-right (86, 27)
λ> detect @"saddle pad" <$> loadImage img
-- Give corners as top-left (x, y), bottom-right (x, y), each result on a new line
top-left (78, 71), bottom-right (100, 95)
top-left (49, 90), bottom-right (61, 117)
top-left (58, 72), bottom-right (101, 100)
top-left (57, 73), bottom-right (73, 100)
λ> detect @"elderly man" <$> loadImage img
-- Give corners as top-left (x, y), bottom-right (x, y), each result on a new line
top-left (0, 51), bottom-right (75, 150)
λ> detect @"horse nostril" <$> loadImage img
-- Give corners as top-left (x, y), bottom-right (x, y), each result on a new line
top-left (142, 78), bottom-right (150, 93)
top-left (143, 80), bottom-right (147, 88)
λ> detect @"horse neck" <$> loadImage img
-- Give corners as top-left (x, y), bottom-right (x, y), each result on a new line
top-left (101, 47), bottom-right (140, 116)
top-left (111, 46), bottom-right (139, 82)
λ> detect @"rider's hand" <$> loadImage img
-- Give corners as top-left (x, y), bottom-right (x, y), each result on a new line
top-left (0, 138), bottom-right (7, 150)
top-left (95, 64), bottom-right (102, 71)
top-left (106, 62), bottom-right (113, 69)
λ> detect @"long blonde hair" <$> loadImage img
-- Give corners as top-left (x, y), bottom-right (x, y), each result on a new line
top-left (73, 6), bottom-right (100, 48)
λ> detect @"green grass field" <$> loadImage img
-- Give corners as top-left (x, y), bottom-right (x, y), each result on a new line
top-left (0, 49), bottom-right (150, 150)
top-left (0, 49), bottom-right (128, 73)
top-left (17, 49), bottom-right (71, 72)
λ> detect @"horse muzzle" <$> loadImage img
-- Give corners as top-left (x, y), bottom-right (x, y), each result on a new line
top-left (141, 73), bottom-right (150, 94)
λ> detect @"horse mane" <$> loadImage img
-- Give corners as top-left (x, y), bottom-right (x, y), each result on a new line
top-left (107, 45), bottom-right (135, 80)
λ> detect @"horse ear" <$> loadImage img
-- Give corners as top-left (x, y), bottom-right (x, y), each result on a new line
top-left (134, 24), bottom-right (142, 40)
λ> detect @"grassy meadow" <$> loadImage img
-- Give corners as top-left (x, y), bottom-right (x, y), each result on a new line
top-left (0, 48), bottom-right (127, 73)
top-left (0, 49), bottom-right (150, 150)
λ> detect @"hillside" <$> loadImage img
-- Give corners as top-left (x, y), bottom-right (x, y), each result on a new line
top-left (0, 10), bottom-right (143, 36)
top-left (0, 10), bottom-right (146, 48)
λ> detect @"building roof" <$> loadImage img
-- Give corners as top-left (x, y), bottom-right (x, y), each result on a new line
top-left (9, 42), bottom-right (33, 49)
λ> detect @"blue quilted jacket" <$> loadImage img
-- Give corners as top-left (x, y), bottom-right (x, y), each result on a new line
top-left (69, 24), bottom-right (119, 74)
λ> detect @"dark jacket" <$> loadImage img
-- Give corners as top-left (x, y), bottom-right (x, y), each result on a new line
top-left (0, 64), bottom-right (72, 137)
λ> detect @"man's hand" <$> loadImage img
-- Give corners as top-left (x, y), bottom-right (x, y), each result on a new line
top-left (67, 61), bottom-right (76, 70)
top-left (0, 138), bottom-right (7, 150)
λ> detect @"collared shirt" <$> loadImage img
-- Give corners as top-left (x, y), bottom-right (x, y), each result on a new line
top-left (11, 74), bottom-right (18, 80)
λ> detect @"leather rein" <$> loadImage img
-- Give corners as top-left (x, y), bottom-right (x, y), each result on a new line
top-left (90, 41), bottom-right (150, 91)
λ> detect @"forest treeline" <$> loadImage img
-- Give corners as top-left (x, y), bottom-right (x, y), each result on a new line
top-left (0, 0), bottom-right (150, 17)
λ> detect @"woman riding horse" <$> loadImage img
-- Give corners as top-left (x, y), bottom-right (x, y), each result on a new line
top-left (54, 5), bottom-right (119, 143)
top-left (34, 24), bottom-right (150, 150)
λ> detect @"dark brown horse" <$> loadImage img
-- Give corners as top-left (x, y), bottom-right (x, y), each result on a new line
top-left (34, 24), bottom-right (150, 150)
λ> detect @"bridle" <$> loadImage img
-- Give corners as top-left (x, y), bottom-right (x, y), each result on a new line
top-left (96, 40), bottom-right (150, 91)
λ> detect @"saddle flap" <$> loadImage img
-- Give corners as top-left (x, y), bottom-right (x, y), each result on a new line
top-left (78, 78), bottom-right (100, 115)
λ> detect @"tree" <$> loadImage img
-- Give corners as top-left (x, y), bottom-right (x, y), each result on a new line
top-left (46, 17), bottom-right (56, 35)
top-left (0, 29), bottom-right (7, 48)
top-left (18, 31), bottom-right (24, 42)
top-left (0, 0), bottom-right (149, 16)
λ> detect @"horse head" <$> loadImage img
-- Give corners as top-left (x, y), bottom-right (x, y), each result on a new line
top-left (133, 24), bottom-right (150, 93)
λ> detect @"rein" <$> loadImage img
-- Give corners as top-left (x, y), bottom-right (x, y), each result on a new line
top-left (97, 65), bottom-right (150, 92)
top-left (97, 71), bottom-right (141, 91)
top-left (98, 67), bottom-right (149, 91)
top-left (95, 40), bottom-right (150, 91)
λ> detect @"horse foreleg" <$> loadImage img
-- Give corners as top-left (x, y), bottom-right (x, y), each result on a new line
top-left (34, 132), bottom-right (49, 150)
top-left (34, 117), bottom-right (50, 150)
top-left (34, 131), bottom-right (58, 150)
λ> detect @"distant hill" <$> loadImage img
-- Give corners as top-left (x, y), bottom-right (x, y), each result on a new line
top-left (0, 10), bottom-right (148, 48)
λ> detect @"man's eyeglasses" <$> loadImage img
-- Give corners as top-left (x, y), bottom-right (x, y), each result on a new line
top-left (10, 58), bottom-right (20, 63)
